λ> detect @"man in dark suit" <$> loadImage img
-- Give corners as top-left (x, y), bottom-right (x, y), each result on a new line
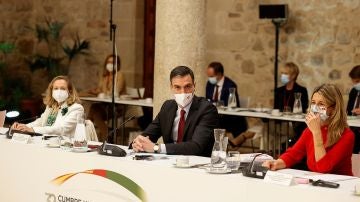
top-left (205, 62), bottom-right (248, 144)
top-left (132, 66), bottom-right (218, 157)
top-left (346, 65), bottom-right (360, 153)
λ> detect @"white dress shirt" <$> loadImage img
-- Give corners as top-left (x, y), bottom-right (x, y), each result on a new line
top-left (212, 76), bottom-right (225, 101)
top-left (160, 101), bottom-right (192, 154)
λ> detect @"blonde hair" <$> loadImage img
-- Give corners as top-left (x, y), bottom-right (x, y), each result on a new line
top-left (285, 62), bottom-right (300, 80)
top-left (43, 75), bottom-right (81, 108)
top-left (311, 84), bottom-right (348, 147)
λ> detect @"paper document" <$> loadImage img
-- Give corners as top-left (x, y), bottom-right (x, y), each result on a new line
top-left (277, 169), bottom-right (357, 182)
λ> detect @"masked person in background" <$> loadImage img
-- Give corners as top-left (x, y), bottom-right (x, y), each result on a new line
top-left (84, 54), bottom-right (126, 141)
top-left (205, 62), bottom-right (250, 147)
top-left (12, 76), bottom-right (84, 137)
top-left (346, 65), bottom-right (360, 153)
top-left (263, 84), bottom-right (354, 176)
top-left (274, 62), bottom-right (309, 147)
top-left (131, 66), bottom-right (218, 157)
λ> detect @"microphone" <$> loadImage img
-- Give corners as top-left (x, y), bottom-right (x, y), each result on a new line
top-left (6, 116), bottom-right (40, 139)
top-left (98, 115), bottom-right (137, 157)
top-left (242, 153), bottom-right (269, 179)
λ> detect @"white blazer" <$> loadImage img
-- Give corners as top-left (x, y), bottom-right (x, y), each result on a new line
top-left (27, 103), bottom-right (84, 137)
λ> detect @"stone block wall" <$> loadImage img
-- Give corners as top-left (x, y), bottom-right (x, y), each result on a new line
top-left (0, 0), bottom-right (144, 96)
top-left (205, 0), bottom-right (360, 107)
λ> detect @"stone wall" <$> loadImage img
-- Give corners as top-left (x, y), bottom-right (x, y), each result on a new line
top-left (205, 0), bottom-right (360, 107)
top-left (0, 0), bottom-right (144, 96)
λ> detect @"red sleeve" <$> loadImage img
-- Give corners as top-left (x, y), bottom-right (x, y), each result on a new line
top-left (313, 128), bottom-right (354, 173)
top-left (279, 128), bottom-right (310, 168)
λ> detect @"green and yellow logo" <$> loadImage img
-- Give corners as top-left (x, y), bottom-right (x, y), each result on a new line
top-left (51, 169), bottom-right (147, 202)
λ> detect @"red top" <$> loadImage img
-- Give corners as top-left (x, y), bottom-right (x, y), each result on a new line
top-left (280, 126), bottom-right (354, 176)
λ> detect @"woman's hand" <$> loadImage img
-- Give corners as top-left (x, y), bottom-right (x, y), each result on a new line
top-left (305, 111), bottom-right (321, 137)
top-left (262, 159), bottom-right (286, 171)
top-left (12, 123), bottom-right (34, 132)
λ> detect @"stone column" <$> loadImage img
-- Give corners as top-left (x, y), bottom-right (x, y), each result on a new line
top-left (153, 0), bottom-right (207, 115)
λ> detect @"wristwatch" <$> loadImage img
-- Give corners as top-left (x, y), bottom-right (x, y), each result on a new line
top-left (153, 143), bottom-right (160, 153)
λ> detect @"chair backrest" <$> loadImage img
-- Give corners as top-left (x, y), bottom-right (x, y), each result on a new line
top-left (352, 154), bottom-right (360, 177)
top-left (0, 110), bottom-right (5, 127)
top-left (85, 120), bottom-right (98, 141)
top-left (239, 97), bottom-right (251, 108)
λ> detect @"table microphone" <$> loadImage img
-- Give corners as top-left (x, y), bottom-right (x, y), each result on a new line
top-left (98, 115), bottom-right (136, 157)
top-left (6, 116), bottom-right (39, 139)
top-left (242, 153), bottom-right (269, 179)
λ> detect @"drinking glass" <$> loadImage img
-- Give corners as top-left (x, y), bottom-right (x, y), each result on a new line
top-left (283, 106), bottom-right (292, 116)
top-left (226, 151), bottom-right (241, 171)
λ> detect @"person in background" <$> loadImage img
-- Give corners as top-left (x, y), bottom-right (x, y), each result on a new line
top-left (346, 65), bottom-right (360, 153)
top-left (86, 54), bottom-right (125, 97)
top-left (85, 54), bottom-right (126, 142)
top-left (274, 62), bottom-right (308, 114)
top-left (205, 62), bottom-right (250, 147)
top-left (263, 84), bottom-right (354, 176)
top-left (274, 62), bottom-right (309, 146)
top-left (132, 66), bottom-right (218, 156)
top-left (12, 76), bottom-right (84, 137)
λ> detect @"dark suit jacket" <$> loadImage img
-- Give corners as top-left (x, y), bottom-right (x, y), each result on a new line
top-left (206, 76), bottom-right (240, 107)
top-left (274, 82), bottom-right (309, 113)
top-left (206, 76), bottom-right (247, 136)
top-left (143, 96), bottom-right (219, 157)
top-left (347, 88), bottom-right (358, 115)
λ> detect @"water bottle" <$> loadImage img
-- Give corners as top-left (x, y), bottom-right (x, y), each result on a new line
top-left (210, 129), bottom-right (228, 172)
top-left (293, 92), bottom-right (302, 114)
top-left (73, 113), bottom-right (88, 152)
top-left (227, 88), bottom-right (237, 111)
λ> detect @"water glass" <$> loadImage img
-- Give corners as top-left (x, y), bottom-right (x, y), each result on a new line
top-left (226, 151), bottom-right (241, 171)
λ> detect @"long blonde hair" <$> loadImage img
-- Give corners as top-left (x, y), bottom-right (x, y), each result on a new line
top-left (311, 84), bottom-right (348, 147)
top-left (43, 76), bottom-right (81, 108)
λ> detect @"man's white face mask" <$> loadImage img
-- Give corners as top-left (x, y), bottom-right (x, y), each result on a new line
top-left (174, 93), bottom-right (194, 108)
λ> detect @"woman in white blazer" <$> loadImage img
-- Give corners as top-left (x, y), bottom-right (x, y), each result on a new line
top-left (12, 75), bottom-right (84, 137)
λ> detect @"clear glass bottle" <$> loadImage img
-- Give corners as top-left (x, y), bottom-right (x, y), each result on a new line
top-left (73, 113), bottom-right (87, 152)
top-left (210, 129), bottom-right (228, 172)
top-left (227, 88), bottom-right (237, 111)
top-left (293, 92), bottom-right (302, 114)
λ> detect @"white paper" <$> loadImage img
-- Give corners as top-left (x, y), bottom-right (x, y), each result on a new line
top-left (302, 174), bottom-right (357, 182)
top-left (277, 168), bottom-right (357, 182)
top-left (11, 133), bottom-right (31, 144)
top-left (264, 170), bottom-right (295, 186)
top-left (0, 127), bottom-right (9, 135)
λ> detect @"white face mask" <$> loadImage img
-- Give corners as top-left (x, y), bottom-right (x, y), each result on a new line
top-left (174, 93), bottom-right (194, 108)
top-left (208, 77), bottom-right (217, 85)
top-left (354, 83), bottom-right (360, 91)
top-left (310, 104), bottom-right (329, 121)
top-left (52, 89), bottom-right (69, 103)
top-left (281, 74), bottom-right (290, 85)
top-left (106, 63), bottom-right (114, 72)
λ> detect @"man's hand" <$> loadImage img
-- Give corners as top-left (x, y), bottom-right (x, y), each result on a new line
top-left (352, 108), bottom-right (360, 115)
top-left (132, 135), bottom-right (155, 153)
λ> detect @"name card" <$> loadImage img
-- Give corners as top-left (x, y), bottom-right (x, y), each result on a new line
top-left (11, 133), bottom-right (31, 144)
top-left (264, 170), bottom-right (295, 186)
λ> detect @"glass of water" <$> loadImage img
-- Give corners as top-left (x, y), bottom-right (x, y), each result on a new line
top-left (226, 151), bottom-right (241, 171)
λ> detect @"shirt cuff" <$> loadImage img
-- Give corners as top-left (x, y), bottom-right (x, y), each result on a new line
top-left (160, 144), bottom-right (167, 154)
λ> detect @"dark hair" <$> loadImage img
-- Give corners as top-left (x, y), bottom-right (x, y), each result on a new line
top-left (170, 66), bottom-right (194, 83)
top-left (349, 65), bottom-right (360, 79)
top-left (103, 54), bottom-right (121, 77)
top-left (208, 62), bottom-right (224, 75)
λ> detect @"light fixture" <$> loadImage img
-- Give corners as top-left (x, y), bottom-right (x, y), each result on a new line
top-left (6, 110), bottom-right (20, 118)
